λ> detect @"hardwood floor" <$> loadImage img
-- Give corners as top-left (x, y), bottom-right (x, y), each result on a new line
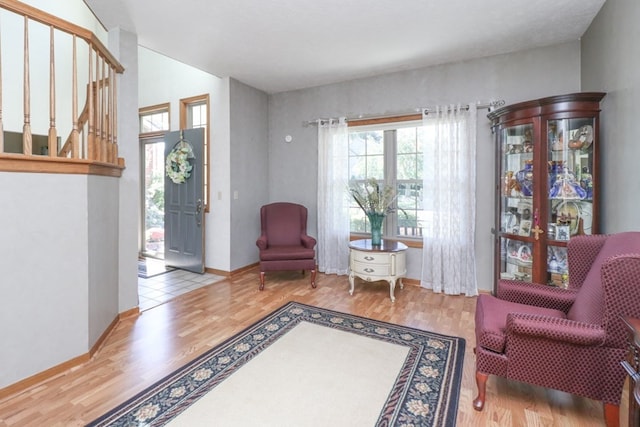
top-left (0, 269), bottom-right (619, 426)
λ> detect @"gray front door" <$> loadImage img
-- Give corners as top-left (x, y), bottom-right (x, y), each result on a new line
top-left (164, 128), bottom-right (205, 273)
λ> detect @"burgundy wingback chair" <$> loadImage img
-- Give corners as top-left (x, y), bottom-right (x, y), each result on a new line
top-left (473, 232), bottom-right (640, 427)
top-left (256, 202), bottom-right (317, 291)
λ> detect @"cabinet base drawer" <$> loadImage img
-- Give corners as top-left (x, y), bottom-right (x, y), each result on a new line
top-left (351, 250), bottom-right (390, 264)
top-left (351, 260), bottom-right (391, 277)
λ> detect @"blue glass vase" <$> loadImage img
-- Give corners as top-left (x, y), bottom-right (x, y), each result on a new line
top-left (367, 212), bottom-right (385, 246)
top-left (548, 161), bottom-right (563, 192)
top-left (516, 161), bottom-right (534, 197)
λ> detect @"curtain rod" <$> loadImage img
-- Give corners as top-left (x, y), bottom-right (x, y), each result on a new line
top-left (302, 99), bottom-right (505, 127)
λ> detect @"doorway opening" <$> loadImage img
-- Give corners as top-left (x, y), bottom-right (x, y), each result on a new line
top-left (141, 136), bottom-right (166, 259)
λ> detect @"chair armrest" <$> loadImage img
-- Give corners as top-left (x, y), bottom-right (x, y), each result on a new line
top-left (301, 234), bottom-right (317, 249)
top-left (497, 280), bottom-right (578, 312)
top-left (256, 235), bottom-right (268, 250)
top-left (506, 312), bottom-right (606, 346)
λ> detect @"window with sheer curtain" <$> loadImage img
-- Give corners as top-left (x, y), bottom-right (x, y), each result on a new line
top-left (348, 120), bottom-right (424, 243)
top-left (318, 108), bottom-right (478, 296)
top-left (317, 118), bottom-right (350, 275)
top-left (420, 105), bottom-right (478, 296)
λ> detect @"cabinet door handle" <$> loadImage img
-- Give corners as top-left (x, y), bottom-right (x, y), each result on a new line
top-left (364, 268), bottom-right (374, 273)
top-left (364, 256), bottom-right (374, 261)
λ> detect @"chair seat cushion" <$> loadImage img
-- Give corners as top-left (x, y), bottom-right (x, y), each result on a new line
top-left (259, 245), bottom-right (315, 261)
top-left (475, 294), bottom-right (566, 354)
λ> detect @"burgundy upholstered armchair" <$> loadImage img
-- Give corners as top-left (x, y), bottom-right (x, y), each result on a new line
top-left (256, 202), bottom-right (317, 291)
top-left (473, 232), bottom-right (640, 427)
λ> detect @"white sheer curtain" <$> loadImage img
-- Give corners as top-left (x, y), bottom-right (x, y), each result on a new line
top-left (421, 104), bottom-right (478, 296)
top-left (317, 118), bottom-right (350, 275)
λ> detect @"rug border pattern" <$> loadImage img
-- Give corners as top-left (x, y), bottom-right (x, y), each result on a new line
top-left (86, 301), bottom-right (465, 427)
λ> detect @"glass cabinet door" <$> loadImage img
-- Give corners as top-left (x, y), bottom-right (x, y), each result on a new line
top-left (491, 92), bottom-right (604, 292)
top-left (546, 117), bottom-right (595, 286)
top-left (498, 123), bottom-right (534, 281)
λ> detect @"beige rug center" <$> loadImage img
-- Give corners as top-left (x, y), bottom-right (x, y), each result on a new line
top-left (167, 320), bottom-right (410, 426)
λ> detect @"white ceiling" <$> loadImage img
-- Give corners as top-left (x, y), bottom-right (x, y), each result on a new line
top-left (84, 0), bottom-right (606, 94)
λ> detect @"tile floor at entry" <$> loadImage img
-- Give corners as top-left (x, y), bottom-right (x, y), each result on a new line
top-left (138, 268), bottom-right (225, 311)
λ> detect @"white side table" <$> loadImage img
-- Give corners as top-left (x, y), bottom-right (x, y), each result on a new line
top-left (348, 239), bottom-right (408, 302)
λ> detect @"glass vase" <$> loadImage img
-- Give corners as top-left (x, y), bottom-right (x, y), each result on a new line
top-left (516, 160), bottom-right (534, 197)
top-left (367, 212), bottom-right (385, 246)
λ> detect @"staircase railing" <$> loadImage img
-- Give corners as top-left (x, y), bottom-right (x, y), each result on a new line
top-left (0, 0), bottom-right (125, 172)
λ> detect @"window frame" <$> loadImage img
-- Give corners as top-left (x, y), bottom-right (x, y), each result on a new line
top-left (180, 94), bottom-right (210, 213)
top-left (348, 114), bottom-right (424, 249)
top-left (139, 103), bottom-right (170, 136)
top-left (138, 103), bottom-right (170, 258)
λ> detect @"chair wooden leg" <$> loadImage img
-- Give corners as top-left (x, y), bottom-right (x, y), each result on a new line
top-left (603, 402), bottom-right (619, 427)
top-left (259, 272), bottom-right (265, 291)
top-left (473, 371), bottom-right (489, 411)
top-left (310, 269), bottom-right (317, 288)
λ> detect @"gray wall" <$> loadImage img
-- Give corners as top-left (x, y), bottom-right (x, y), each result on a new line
top-left (229, 78), bottom-right (269, 271)
top-left (110, 27), bottom-right (141, 313)
top-left (581, 0), bottom-right (640, 233)
top-left (268, 42), bottom-right (581, 292)
top-left (0, 173), bottom-right (87, 388)
top-left (0, 173), bottom-right (122, 389)
top-left (88, 175), bottom-right (120, 346)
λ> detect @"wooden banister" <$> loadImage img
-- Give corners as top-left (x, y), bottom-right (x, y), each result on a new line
top-left (48, 25), bottom-right (57, 157)
top-left (0, 0), bottom-right (125, 174)
top-left (22, 15), bottom-right (31, 156)
top-left (87, 47), bottom-right (94, 160)
top-left (0, 0), bottom-right (123, 73)
top-left (59, 80), bottom-right (101, 158)
top-left (74, 34), bottom-right (82, 159)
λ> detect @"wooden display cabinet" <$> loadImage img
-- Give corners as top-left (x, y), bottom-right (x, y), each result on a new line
top-left (488, 92), bottom-right (605, 293)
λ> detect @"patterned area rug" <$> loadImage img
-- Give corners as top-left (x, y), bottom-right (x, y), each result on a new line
top-left (86, 302), bottom-right (465, 427)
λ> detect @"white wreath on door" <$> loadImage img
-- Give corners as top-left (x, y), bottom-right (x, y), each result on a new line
top-left (165, 136), bottom-right (194, 184)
